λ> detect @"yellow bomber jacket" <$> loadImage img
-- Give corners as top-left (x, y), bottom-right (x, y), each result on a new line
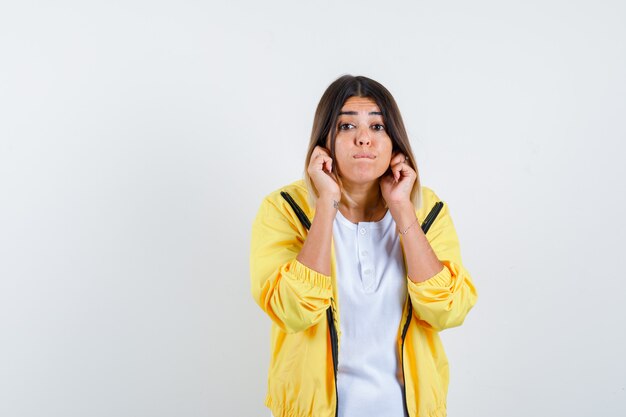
top-left (250, 179), bottom-right (478, 417)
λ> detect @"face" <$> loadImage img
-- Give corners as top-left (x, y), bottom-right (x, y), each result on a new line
top-left (328, 96), bottom-right (394, 186)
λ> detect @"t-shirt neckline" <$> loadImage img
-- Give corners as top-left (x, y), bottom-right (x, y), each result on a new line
top-left (335, 208), bottom-right (392, 230)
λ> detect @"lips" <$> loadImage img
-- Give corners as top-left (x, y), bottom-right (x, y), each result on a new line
top-left (353, 153), bottom-right (376, 159)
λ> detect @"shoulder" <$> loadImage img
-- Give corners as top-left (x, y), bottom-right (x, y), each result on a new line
top-left (416, 185), bottom-right (444, 219)
top-left (257, 179), bottom-right (313, 220)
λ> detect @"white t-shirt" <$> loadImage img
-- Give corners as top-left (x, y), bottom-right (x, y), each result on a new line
top-left (271, 208), bottom-right (408, 417)
top-left (332, 208), bottom-right (408, 417)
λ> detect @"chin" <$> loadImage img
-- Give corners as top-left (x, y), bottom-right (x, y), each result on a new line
top-left (342, 169), bottom-right (387, 185)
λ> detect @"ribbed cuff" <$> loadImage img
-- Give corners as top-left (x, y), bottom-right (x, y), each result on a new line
top-left (407, 262), bottom-right (452, 288)
top-left (286, 258), bottom-right (332, 290)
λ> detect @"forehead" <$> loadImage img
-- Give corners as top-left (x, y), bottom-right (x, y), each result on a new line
top-left (340, 96), bottom-right (381, 113)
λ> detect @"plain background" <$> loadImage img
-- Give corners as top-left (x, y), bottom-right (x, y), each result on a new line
top-left (1, 1), bottom-right (625, 416)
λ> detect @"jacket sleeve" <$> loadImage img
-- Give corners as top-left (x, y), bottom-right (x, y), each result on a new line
top-left (250, 198), bottom-right (332, 334)
top-left (406, 191), bottom-right (478, 331)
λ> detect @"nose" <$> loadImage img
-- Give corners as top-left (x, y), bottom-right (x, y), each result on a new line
top-left (356, 127), bottom-right (371, 146)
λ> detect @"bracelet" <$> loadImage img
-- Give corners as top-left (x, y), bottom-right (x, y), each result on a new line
top-left (398, 217), bottom-right (419, 235)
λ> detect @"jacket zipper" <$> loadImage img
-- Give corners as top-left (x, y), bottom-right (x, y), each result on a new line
top-left (327, 303), bottom-right (339, 417)
top-left (401, 296), bottom-right (413, 417)
top-left (328, 294), bottom-right (412, 417)
top-left (399, 202), bottom-right (440, 417)
top-left (280, 191), bottom-right (339, 416)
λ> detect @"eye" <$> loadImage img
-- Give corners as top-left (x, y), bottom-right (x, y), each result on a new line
top-left (371, 124), bottom-right (385, 131)
top-left (338, 123), bottom-right (355, 131)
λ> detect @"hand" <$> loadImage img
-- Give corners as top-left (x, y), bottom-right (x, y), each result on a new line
top-left (380, 152), bottom-right (416, 207)
top-left (308, 146), bottom-right (341, 200)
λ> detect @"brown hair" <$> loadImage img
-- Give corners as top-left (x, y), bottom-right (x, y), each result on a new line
top-left (304, 74), bottom-right (422, 209)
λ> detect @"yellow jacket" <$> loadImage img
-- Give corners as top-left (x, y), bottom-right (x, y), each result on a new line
top-left (250, 179), bottom-right (478, 417)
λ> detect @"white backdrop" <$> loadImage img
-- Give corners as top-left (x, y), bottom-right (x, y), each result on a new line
top-left (1, 1), bottom-right (625, 416)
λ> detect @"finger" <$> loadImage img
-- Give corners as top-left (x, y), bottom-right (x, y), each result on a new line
top-left (391, 160), bottom-right (414, 182)
top-left (388, 159), bottom-right (403, 181)
top-left (323, 158), bottom-right (333, 174)
top-left (314, 155), bottom-right (332, 171)
top-left (309, 153), bottom-right (330, 174)
top-left (395, 164), bottom-right (403, 181)
top-left (313, 145), bottom-right (331, 158)
top-left (390, 152), bottom-right (406, 166)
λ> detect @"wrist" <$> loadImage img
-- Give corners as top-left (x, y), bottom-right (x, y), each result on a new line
top-left (398, 217), bottom-right (419, 235)
top-left (318, 193), bottom-right (341, 205)
top-left (316, 195), bottom-right (340, 211)
top-left (387, 200), bottom-right (414, 215)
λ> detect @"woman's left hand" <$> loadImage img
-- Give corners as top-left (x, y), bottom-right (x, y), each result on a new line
top-left (380, 152), bottom-right (417, 207)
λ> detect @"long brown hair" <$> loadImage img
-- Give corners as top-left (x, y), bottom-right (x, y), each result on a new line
top-left (304, 75), bottom-right (422, 209)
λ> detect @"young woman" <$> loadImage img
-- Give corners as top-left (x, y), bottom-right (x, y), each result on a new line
top-left (250, 75), bottom-right (478, 417)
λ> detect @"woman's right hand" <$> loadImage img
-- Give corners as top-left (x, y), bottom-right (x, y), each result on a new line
top-left (308, 146), bottom-right (341, 201)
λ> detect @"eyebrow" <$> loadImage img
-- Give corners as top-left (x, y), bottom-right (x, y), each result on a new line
top-left (338, 111), bottom-right (382, 115)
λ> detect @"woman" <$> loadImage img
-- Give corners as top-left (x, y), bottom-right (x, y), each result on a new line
top-left (250, 75), bottom-right (478, 417)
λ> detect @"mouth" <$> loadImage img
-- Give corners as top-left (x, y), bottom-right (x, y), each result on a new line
top-left (353, 153), bottom-right (376, 159)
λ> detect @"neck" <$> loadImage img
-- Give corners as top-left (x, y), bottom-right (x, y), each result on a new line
top-left (339, 180), bottom-right (386, 223)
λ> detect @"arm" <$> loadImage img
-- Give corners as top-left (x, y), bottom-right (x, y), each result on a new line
top-left (250, 196), bottom-right (335, 334)
top-left (381, 154), bottom-right (478, 332)
top-left (296, 196), bottom-right (337, 276)
top-left (389, 201), bottom-right (444, 283)
top-left (399, 191), bottom-right (478, 331)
